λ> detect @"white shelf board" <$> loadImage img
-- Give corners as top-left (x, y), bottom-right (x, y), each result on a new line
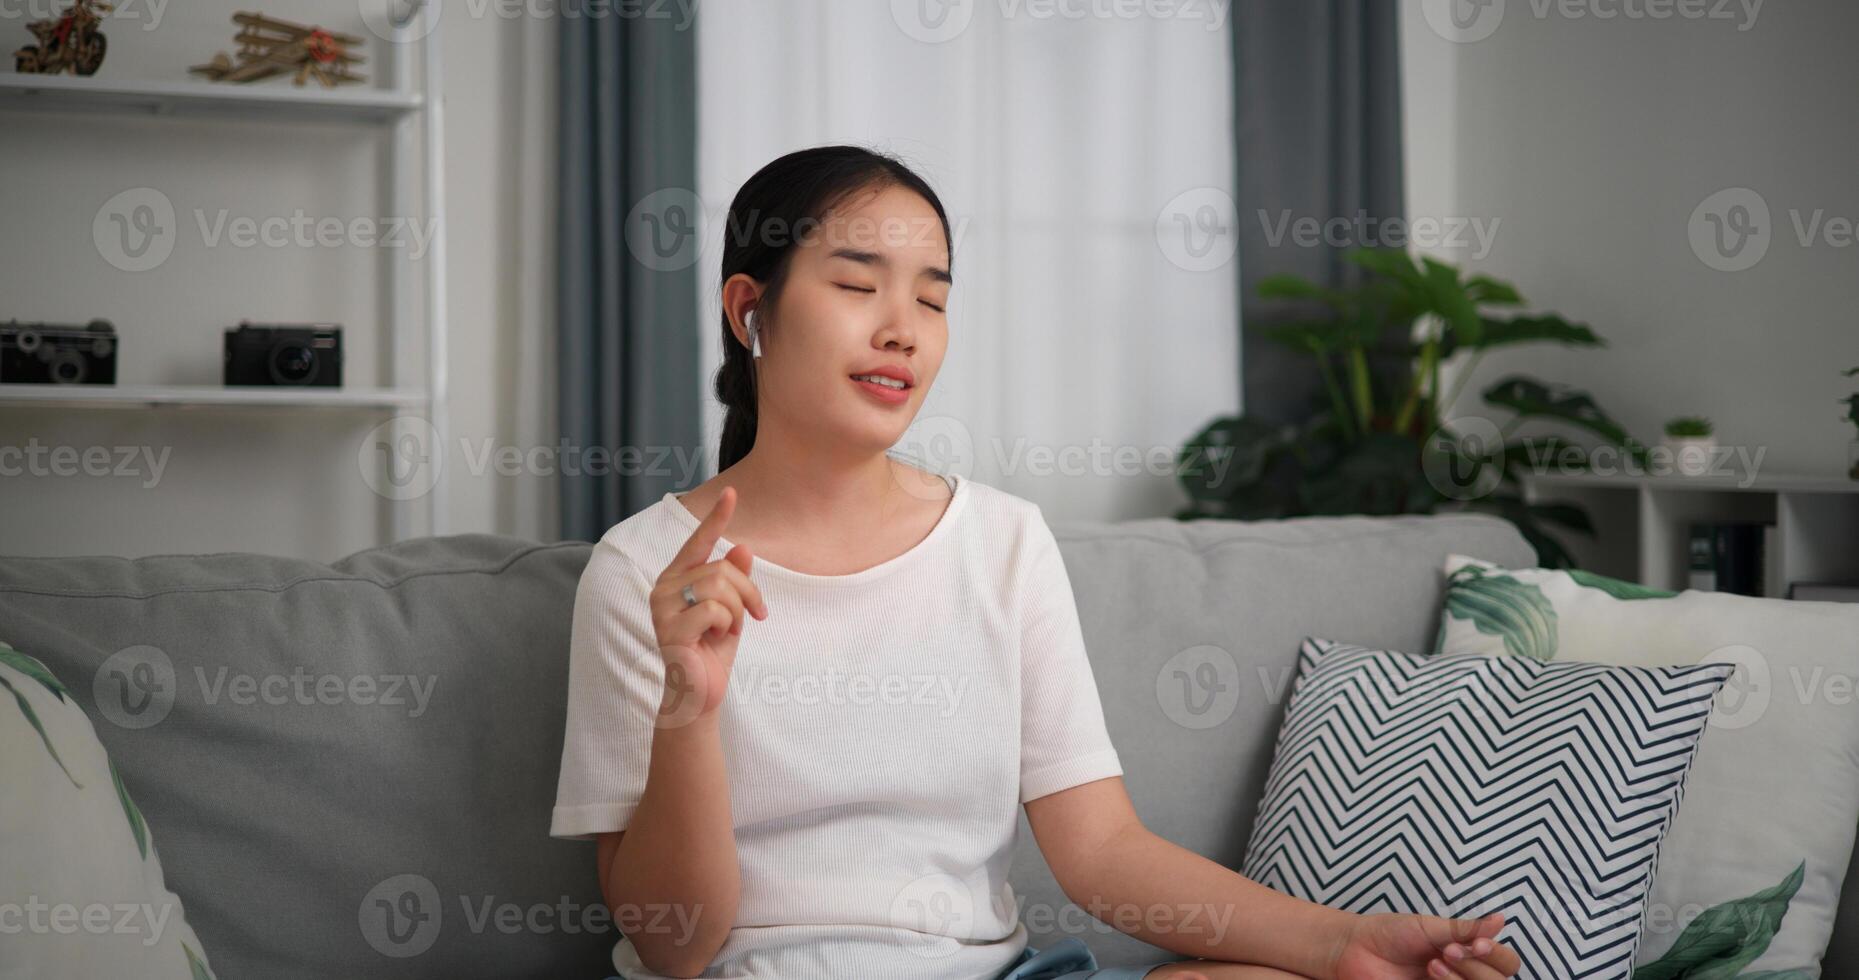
top-left (0, 74), bottom-right (421, 123)
top-left (1525, 469), bottom-right (1859, 495)
top-left (0, 384), bottom-right (426, 409)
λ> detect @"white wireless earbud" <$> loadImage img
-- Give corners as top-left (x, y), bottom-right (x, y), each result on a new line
top-left (746, 310), bottom-right (764, 359)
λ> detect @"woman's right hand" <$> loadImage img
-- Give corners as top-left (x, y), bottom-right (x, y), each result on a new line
top-left (650, 486), bottom-right (768, 727)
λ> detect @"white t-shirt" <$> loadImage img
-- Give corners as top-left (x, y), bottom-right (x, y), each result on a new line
top-left (550, 464), bottom-right (1125, 979)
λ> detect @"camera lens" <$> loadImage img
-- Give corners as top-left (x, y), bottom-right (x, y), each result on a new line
top-left (49, 352), bottom-right (86, 384)
top-left (269, 343), bottom-right (316, 385)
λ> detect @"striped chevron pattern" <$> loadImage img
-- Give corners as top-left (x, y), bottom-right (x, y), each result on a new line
top-left (1241, 638), bottom-right (1732, 980)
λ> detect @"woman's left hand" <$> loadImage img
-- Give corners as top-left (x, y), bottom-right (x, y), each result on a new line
top-left (1330, 911), bottom-right (1521, 980)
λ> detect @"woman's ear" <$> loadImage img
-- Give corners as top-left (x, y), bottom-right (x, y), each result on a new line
top-left (721, 272), bottom-right (763, 353)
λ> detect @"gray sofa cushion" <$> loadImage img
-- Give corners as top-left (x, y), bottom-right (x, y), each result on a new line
top-left (8, 514), bottom-right (1843, 977)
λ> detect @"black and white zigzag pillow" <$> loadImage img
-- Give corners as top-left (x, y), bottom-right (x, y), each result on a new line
top-left (1241, 637), bottom-right (1731, 980)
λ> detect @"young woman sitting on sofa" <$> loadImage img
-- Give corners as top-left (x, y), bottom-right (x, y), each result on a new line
top-left (549, 144), bottom-right (1523, 980)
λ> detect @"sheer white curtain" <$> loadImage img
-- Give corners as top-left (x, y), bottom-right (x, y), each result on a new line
top-left (695, 0), bottom-right (1239, 521)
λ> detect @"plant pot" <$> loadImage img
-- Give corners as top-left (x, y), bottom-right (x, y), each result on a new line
top-left (1666, 436), bottom-right (1716, 477)
top-left (1849, 438), bottom-right (1859, 481)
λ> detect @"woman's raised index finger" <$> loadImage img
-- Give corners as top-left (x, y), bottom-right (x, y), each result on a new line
top-left (671, 485), bottom-right (736, 572)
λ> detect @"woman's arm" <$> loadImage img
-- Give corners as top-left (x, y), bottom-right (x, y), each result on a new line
top-left (594, 488), bottom-right (764, 977)
top-left (603, 702), bottom-right (741, 978)
top-left (1025, 776), bottom-right (1351, 977)
top-left (1025, 778), bottom-right (1518, 980)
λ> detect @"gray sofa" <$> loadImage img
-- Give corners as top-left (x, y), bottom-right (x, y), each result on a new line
top-left (3, 513), bottom-right (1852, 977)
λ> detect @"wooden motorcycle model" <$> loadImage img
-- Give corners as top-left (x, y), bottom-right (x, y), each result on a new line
top-left (15, 0), bottom-right (113, 76)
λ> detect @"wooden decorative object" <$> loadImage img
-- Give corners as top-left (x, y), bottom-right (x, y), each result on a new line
top-left (190, 12), bottom-right (366, 88)
top-left (14, 0), bottom-right (112, 76)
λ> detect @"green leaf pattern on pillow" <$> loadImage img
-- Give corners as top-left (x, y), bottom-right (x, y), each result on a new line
top-left (5, 640), bottom-right (154, 863)
top-left (1440, 563), bottom-right (1681, 660)
top-left (1441, 563), bottom-right (1559, 660)
top-left (111, 755), bottom-right (150, 861)
top-left (186, 942), bottom-right (215, 980)
top-left (0, 640), bottom-right (82, 788)
top-left (1566, 567), bottom-right (1680, 600)
top-left (1636, 861), bottom-right (1806, 980)
top-left (2, 640), bottom-right (218, 980)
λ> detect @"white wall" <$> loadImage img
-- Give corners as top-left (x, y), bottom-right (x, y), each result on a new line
top-left (1402, 1), bottom-right (1859, 478)
top-left (0, 0), bottom-right (557, 560)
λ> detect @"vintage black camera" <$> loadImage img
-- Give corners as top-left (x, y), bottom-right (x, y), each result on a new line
top-left (223, 322), bottom-right (343, 387)
top-left (0, 319), bottom-right (118, 385)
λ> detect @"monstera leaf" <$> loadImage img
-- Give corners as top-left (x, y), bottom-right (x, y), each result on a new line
top-left (1464, 275), bottom-right (1523, 306)
top-left (1482, 375), bottom-right (1636, 446)
top-left (1636, 862), bottom-right (1805, 980)
top-left (1441, 564), bottom-right (1559, 660)
top-left (1432, 316), bottom-right (1604, 360)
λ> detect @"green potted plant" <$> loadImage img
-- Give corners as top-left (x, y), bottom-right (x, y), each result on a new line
top-left (1662, 416), bottom-right (1715, 477)
top-left (1843, 367), bottom-right (1859, 480)
top-left (1175, 247), bottom-right (1645, 568)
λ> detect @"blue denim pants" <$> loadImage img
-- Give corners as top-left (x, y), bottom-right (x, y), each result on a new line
top-left (992, 936), bottom-right (1173, 980)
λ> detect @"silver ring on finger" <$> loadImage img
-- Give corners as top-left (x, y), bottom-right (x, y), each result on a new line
top-left (681, 583), bottom-right (699, 608)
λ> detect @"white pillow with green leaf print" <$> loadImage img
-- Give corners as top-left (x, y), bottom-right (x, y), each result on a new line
top-left (1436, 554), bottom-right (1859, 977)
top-left (0, 641), bottom-right (217, 979)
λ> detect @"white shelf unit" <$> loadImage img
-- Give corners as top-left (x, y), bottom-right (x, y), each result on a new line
top-left (0, 73), bottom-right (422, 121)
top-left (1523, 470), bottom-right (1859, 596)
top-left (0, 384), bottom-right (426, 409)
top-left (0, 4), bottom-right (449, 542)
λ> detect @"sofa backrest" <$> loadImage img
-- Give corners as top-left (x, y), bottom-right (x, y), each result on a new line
top-left (13, 514), bottom-right (1842, 977)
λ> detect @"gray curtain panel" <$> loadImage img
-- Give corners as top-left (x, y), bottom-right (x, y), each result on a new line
top-left (558, 12), bottom-right (702, 541)
top-left (1230, 1), bottom-right (1405, 425)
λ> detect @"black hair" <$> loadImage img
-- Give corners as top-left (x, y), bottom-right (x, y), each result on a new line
top-left (713, 145), bottom-right (955, 472)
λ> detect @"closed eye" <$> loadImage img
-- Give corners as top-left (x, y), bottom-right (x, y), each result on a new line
top-left (838, 282), bottom-right (942, 312)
